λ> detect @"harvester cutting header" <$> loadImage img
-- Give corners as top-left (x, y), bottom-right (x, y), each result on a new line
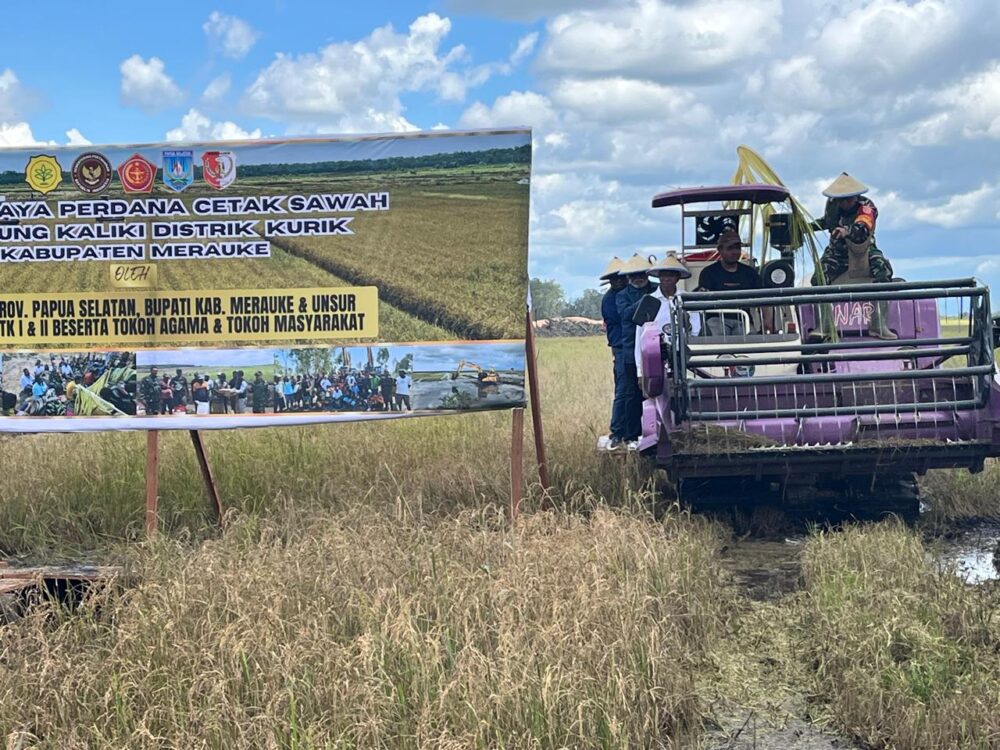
top-left (602, 148), bottom-right (1000, 519)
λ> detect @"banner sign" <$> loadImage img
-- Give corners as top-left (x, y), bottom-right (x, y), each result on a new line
top-left (0, 129), bottom-right (530, 431)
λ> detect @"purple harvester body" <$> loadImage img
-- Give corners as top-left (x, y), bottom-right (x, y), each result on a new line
top-left (637, 184), bottom-right (1000, 516)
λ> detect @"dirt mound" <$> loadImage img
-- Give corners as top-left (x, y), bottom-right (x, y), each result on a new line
top-left (533, 316), bottom-right (605, 337)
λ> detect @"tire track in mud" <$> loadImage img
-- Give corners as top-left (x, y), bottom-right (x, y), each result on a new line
top-left (704, 535), bottom-right (865, 750)
top-left (267, 235), bottom-right (514, 341)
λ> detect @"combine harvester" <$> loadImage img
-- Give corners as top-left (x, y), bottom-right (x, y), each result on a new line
top-left (632, 152), bottom-right (1000, 519)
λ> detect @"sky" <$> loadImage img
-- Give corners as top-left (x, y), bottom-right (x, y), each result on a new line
top-left (1, 0), bottom-right (998, 298)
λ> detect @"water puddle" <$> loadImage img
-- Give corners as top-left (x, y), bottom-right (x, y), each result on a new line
top-left (930, 523), bottom-right (1000, 583)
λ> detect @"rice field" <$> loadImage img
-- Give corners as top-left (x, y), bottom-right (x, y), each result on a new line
top-left (0, 169), bottom-right (529, 345)
top-left (0, 336), bottom-right (998, 749)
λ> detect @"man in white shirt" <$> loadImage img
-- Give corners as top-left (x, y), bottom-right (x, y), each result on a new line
top-left (635, 252), bottom-right (696, 377)
top-left (395, 370), bottom-right (413, 411)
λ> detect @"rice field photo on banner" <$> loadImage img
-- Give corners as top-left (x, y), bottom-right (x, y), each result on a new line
top-left (0, 128), bottom-right (531, 431)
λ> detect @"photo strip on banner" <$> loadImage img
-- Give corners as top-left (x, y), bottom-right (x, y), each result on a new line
top-left (0, 129), bottom-right (530, 431)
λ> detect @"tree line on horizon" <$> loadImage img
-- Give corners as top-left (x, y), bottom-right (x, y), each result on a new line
top-left (530, 278), bottom-right (604, 321)
top-left (0, 145), bottom-right (532, 186)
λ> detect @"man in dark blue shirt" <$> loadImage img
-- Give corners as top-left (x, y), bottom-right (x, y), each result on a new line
top-left (599, 256), bottom-right (625, 446)
top-left (612, 254), bottom-right (656, 449)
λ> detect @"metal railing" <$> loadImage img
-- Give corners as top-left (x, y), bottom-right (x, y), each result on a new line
top-left (668, 279), bottom-right (994, 422)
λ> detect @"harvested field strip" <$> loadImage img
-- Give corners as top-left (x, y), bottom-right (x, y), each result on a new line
top-left (275, 183), bottom-right (529, 340)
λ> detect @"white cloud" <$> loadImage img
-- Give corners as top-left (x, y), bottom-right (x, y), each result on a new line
top-left (65, 128), bottom-right (91, 146)
top-left (905, 62), bottom-right (1000, 145)
top-left (202, 74), bottom-right (231, 102)
top-left (166, 108), bottom-right (262, 142)
top-left (119, 55), bottom-right (184, 112)
top-left (460, 90), bottom-right (556, 129)
top-left (203, 11), bottom-right (260, 59)
top-left (551, 78), bottom-right (709, 124)
top-left (0, 122), bottom-right (53, 147)
top-left (445, 0), bottom-right (618, 22)
top-left (314, 111), bottom-right (418, 134)
top-left (911, 183), bottom-right (1000, 228)
top-left (537, 0), bottom-right (782, 81)
top-left (244, 13), bottom-right (472, 131)
top-left (510, 32), bottom-right (538, 66)
top-left (812, 0), bottom-right (959, 81)
top-left (975, 259), bottom-right (1000, 277)
top-left (761, 112), bottom-right (822, 156)
top-left (0, 69), bottom-right (38, 120)
top-left (543, 132), bottom-right (567, 148)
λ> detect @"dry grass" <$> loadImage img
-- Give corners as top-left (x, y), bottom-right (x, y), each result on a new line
top-left (920, 462), bottom-right (1000, 523)
top-left (799, 523), bottom-right (1000, 749)
top-left (2, 336), bottom-right (1000, 748)
top-left (0, 338), bottom-right (640, 558)
top-left (0, 507), bottom-right (729, 748)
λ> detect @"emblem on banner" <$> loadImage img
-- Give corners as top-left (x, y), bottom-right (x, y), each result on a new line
top-left (201, 150), bottom-right (236, 190)
top-left (71, 152), bottom-right (113, 193)
top-left (25, 154), bottom-right (63, 194)
top-left (117, 153), bottom-right (156, 193)
top-left (162, 149), bottom-right (194, 192)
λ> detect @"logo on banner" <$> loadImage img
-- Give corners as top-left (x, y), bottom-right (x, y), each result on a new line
top-left (117, 153), bottom-right (156, 193)
top-left (25, 154), bottom-right (63, 194)
top-left (201, 150), bottom-right (236, 189)
top-left (162, 149), bottom-right (194, 192)
top-left (71, 152), bottom-right (113, 193)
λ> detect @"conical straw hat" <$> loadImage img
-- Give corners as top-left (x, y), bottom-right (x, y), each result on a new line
top-left (822, 172), bottom-right (869, 198)
top-left (617, 253), bottom-right (652, 275)
top-left (598, 256), bottom-right (624, 280)
top-left (648, 251), bottom-right (692, 278)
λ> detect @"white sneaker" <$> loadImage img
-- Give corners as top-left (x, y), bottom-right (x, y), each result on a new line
top-left (626, 440), bottom-right (640, 451)
top-left (596, 434), bottom-right (611, 450)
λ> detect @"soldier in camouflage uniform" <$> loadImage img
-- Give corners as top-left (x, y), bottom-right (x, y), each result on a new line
top-left (811, 172), bottom-right (897, 339)
top-left (810, 172), bottom-right (893, 285)
top-left (140, 367), bottom-right (161, 415)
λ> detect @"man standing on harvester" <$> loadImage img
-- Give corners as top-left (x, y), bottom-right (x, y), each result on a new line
top-left (811, 172), bottom-right (896, 339)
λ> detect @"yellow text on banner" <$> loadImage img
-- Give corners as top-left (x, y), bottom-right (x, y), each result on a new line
top-left (0, 287), bottom-right (378, 347)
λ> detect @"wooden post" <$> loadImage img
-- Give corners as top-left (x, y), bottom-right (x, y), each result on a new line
top-left (189, 430), bottom-right (225, 529)
top-left (145, 430), bottom-right (159, 536)
top-left (524, 308), bottom-right (551, 502)
top-left (510, 407), bottom-right (524, 520)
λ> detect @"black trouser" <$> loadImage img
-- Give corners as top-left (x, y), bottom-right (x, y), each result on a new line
top-left (620, 362), bottom-right (642, 440)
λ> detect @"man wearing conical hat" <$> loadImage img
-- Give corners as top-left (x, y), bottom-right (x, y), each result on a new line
top-left (634, 253), bottom-right (699, 376)
top-left (610, 254), bottom-right (656, 449)
top-left (811, 173), bottom-right (894, 284)
top-left (810, 172), bottom-right (896, 338)
top-left (599, 256), bottom-right (627, 448)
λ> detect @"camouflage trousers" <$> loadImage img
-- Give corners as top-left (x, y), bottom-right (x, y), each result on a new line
top-left (812, 243), bottom-right (894, 285)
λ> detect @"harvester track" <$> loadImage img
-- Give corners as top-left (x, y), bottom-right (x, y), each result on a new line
top-left (677, 472), bottom-right (921, 524)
